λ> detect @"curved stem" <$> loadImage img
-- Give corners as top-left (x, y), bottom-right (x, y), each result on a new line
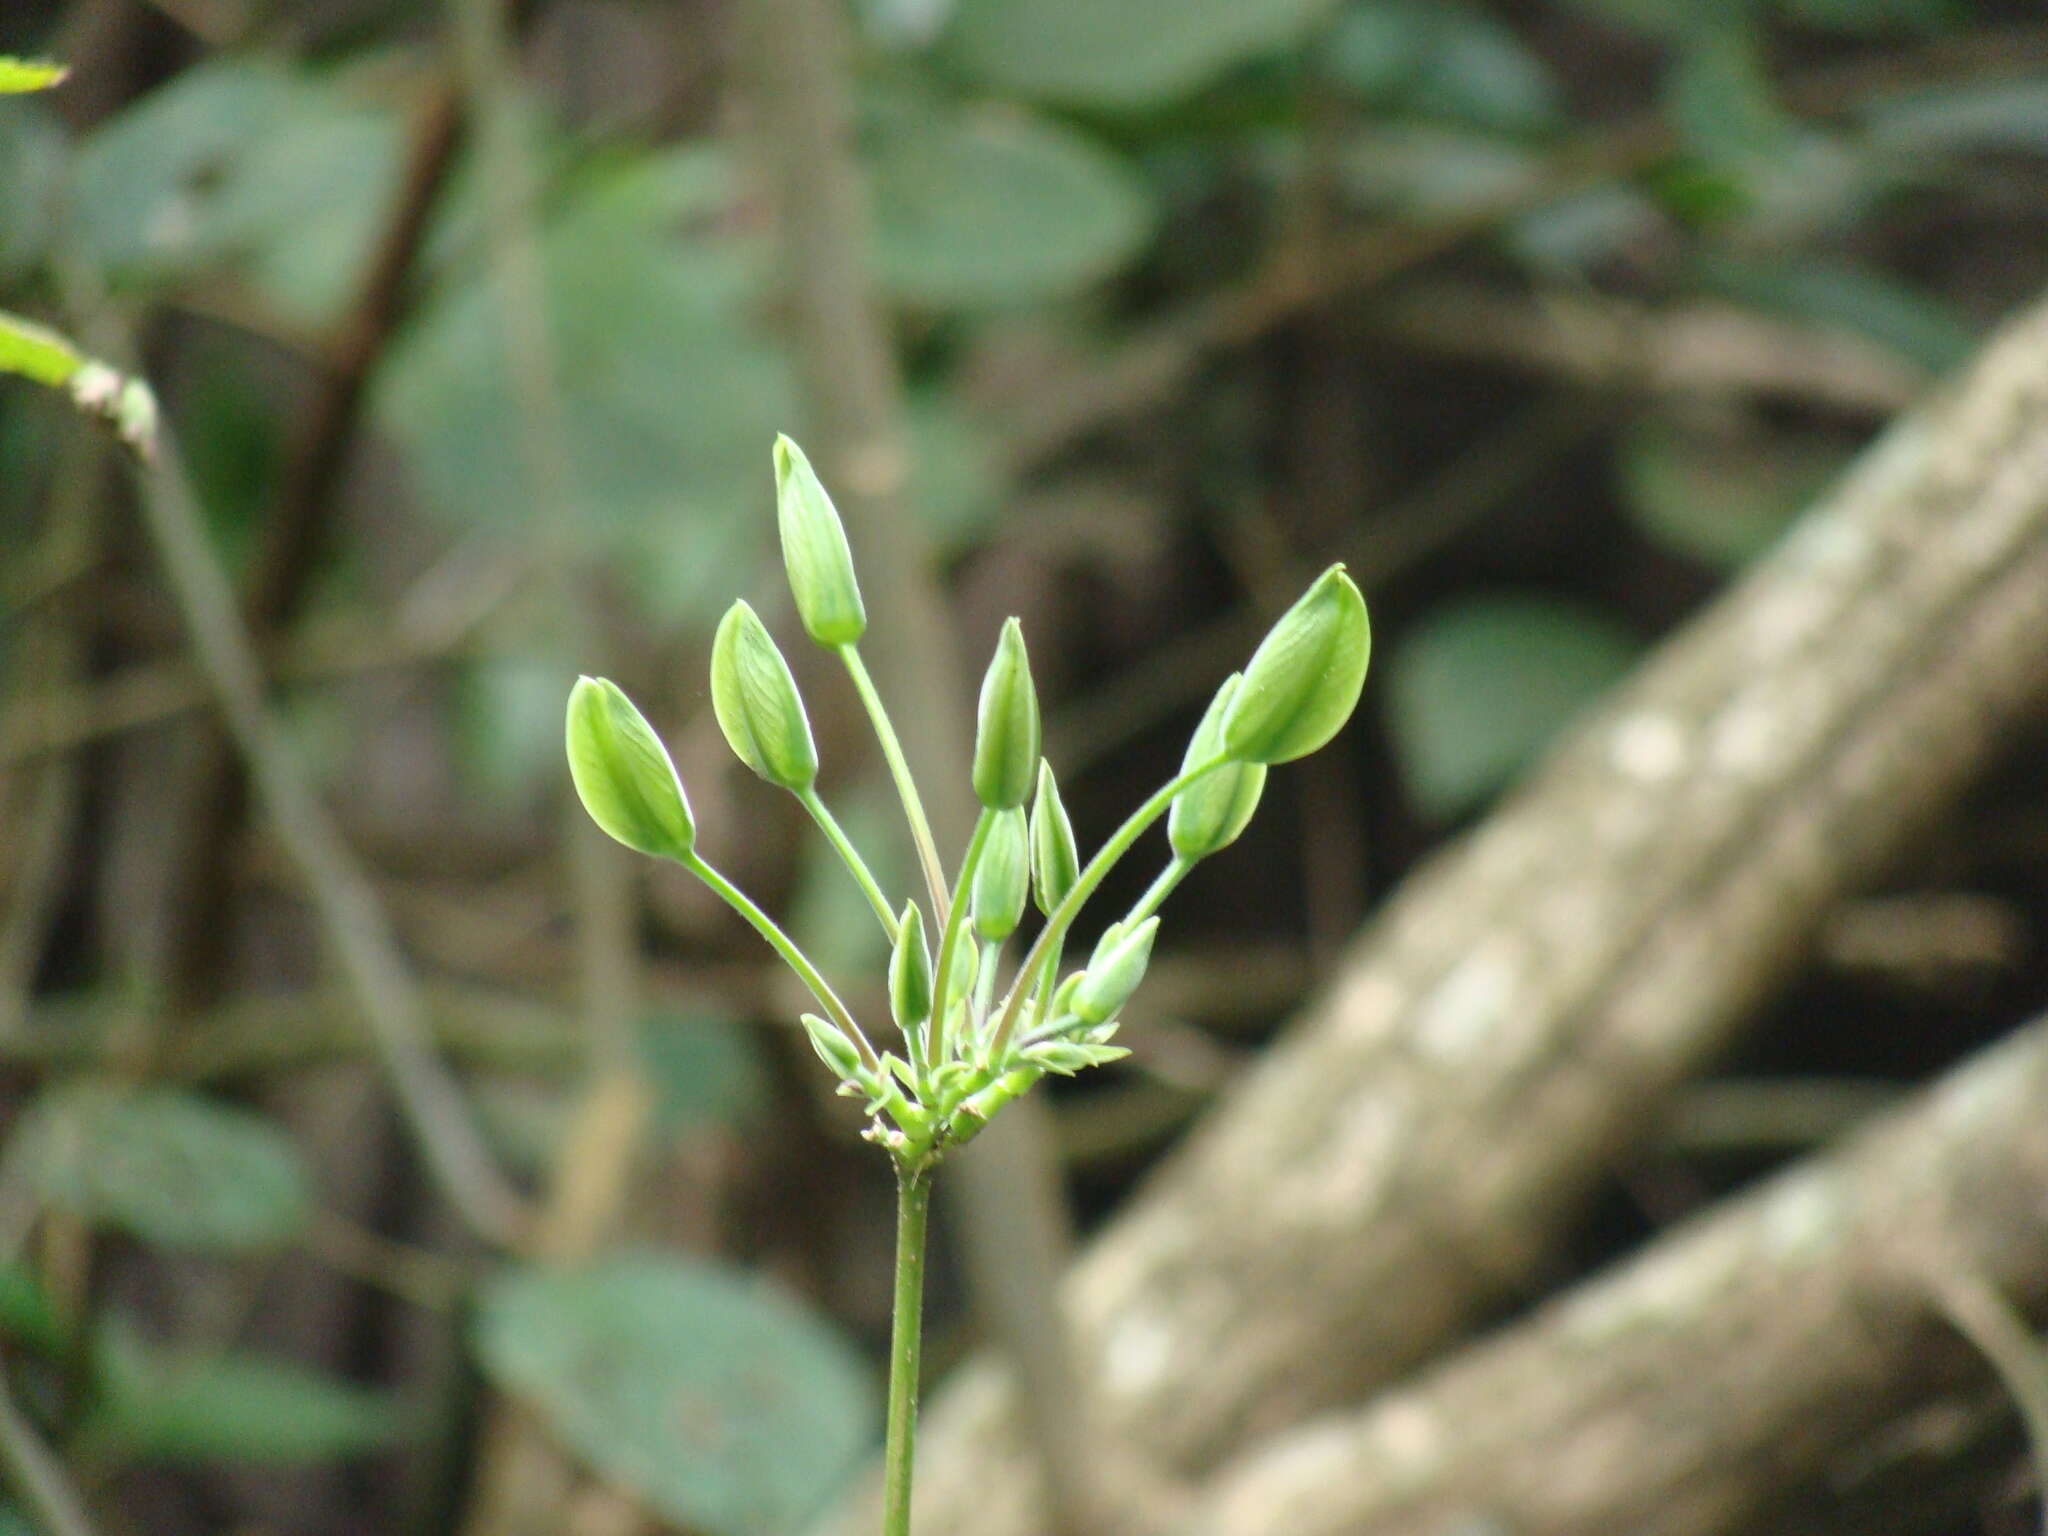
top-left (928, 807), bottom-right (995, 1068)
top-left (1127, 856), bottom-right (1194, 928)
top-left (797, 786), bottom-right (899, 941)
top-left (988, 755), bottom-right (1228, 1062)
top-left (679, 851), bottom-right (878, 1073)
top-left (839, 644), bottom-right (950, 920)
top-left (881, 1161), bottom-right (933, 1536)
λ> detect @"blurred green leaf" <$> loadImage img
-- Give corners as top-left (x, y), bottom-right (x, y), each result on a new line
top-left (939, 0), bottom-right (1343, 107)
top-left (905, 397), bottom-right (1002, 551)
top-left (87, 1322), bottom-right (401, 1465)
top-left (0, 58), bottom-right (67, 94)
top-left (376, 148), bottom-right (790, 627)
top-left (0, 105), bottom-right (64, 282)
top-left (1669, 23), bottom-right (1798, 171)
top-left (1694, 254), bottom-right (1978, 370)
top-left (1779, 0), bottom-right (1960, 33)
top-left (639, 1011), bottom-right (771, 1134)
top-left (1388, 594), bottom-right (1640, 819)
top-left (867, 100), bottom-right (1154, 309)
top-left (457, 653), bottom-right (572, 804)
top-left (1337, 125), bottom-right (1541, 218)
top-left (1324, 0), bottom-right (1560, 135)
top-left (18, 1083), bottom-right (310, 1251)
top-left (1865, 78), bottom-right (2048, 157)
top-left (1507, 183), bottom-right (1666, 276)
top-left (1619, 414), bottom-right (1854, 570)
top-left (475, 1254), bottom-right (874, 1536)
top-left (1556, 0), bottom-right (1728, 34)
top-left (0, 1264), bottom-right (67, 1356)
top-left (70, 58), bottom-right (403, 322)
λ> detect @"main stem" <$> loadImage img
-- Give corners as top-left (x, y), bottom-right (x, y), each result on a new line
top-left (882, 1161), bottom-right (933, 1536)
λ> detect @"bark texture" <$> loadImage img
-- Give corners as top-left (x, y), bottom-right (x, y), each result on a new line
top-left (826, 288), bottom-right (2048, 1535)
top-left (1191, 1008), bottom-right (2048, 1535)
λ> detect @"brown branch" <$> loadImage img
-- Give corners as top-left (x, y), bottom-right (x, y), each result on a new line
top-left (156, 76), bottom-right (465, 1008)
top-left (1367, 280), bottom-right (1928, 414)
top-left (827, 284), bottom-right (2048, 1536)
top-left (1189, 1008), bottom-right (2048, 1536)
top-left (57, 249), bottom-right (528, 1246)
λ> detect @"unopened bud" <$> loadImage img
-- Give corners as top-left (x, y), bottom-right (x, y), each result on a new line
top-left (799, 1012), bottom-right (863, 1081)
top-left (1073, 916), bottom-right (1158, 1025)
top-left (774, 435), bottom-right (866, 647)
top-left (971, 808), bottom-right (1030, 942)
top-left (710, 599), bottom-right (818, 792)
top-left (1169, 673), bottom-right (1267, 861)
top-left (1222, 565), bottom-right (1370, 765)
top-left (890, 901), bottom-right (933, 1035)
top-left (565, 677), bottom-right (695, 860)
top-left (1029, 760), bottom-right (1078, 916)
top-left (972, 619), bottom-right (1041, 810)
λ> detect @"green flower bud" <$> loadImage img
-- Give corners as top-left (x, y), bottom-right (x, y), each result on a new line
top-left (799, 1012), bottom-right (863, 1081)
top-left (710, 599), bottom-right (819, 792)
top-left (972, 619), bottom-right (1041, 810)
top-left (1222, 565), bottom-right (1371, 765)
top-left (565, 676), bottom-right (695, 860)
top-left (1169, 673), bottom-right (1268, 861)
top-left (774, 435), bottom-right (866, 647)
top-left (1029, 760), bottom-right (1079, 916)
top-left (971, 808), bottom-right (1030, 942)
top-left (890, 900), bottom-right (933, 1035)
top-left (1074, 916), bottom-right (1158, 1025)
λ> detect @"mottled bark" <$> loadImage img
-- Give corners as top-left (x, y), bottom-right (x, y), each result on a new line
top-left (827, 290), bottom-right (2048, 1535)
top-left (1192, 1008), bottom-right (2048, 1535)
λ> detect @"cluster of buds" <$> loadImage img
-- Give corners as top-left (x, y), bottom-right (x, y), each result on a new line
top-left (567, 437), bottom-right (1368, 1172)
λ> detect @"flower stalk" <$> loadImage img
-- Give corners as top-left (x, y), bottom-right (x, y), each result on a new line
top-left (565, 438), bottom-right (1370, 1536)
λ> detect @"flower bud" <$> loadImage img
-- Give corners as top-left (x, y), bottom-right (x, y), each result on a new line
top-left (799, 1012), bottom-right (863, 1081)
top-left (1169, 673), bottom-right (1267, 861)
top-left (774, 434), bottom-right (866, 647)
top-left (1222, 565), bottom-right (1371, 765)
top-left (1073, 916), bottom-right (1158, 1025)
top-left (565, 676), bottom-right (695, 860)
top-left (889, 900), bottom-right (933, 1035)
top-left (972, 619), bottom-right (1041, 810)
top-left (1029, 760), bottom-right (1079, 916)
top-left (971, 808), bottom-right (1030, 942)
top-left (710, 599), bottom-right (819, 792)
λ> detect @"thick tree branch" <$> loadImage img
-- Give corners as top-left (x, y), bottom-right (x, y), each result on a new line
top-left (1190, 1007), bottom-right (2048, 1535)
top-left (833, 286), bottom-right (2048, 1535)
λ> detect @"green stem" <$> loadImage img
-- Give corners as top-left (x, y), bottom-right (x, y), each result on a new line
top-left (839, 645), bottom-right (950, 921)
top-left (971, 937), bottom-right (1000, 1044)
top-left (987, 755), bottom-right (1228, 1062)
top-left (927, 807), bottom-right (995, 1069)
top-left (797, 787), bottom-right (899, 941)
top-left (679, 852), bottom-right (879, 1073)
top-left (881, 1161), bottom-right (932, 1536)
top-left (1127, 856), bottom-right (1194, 927)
